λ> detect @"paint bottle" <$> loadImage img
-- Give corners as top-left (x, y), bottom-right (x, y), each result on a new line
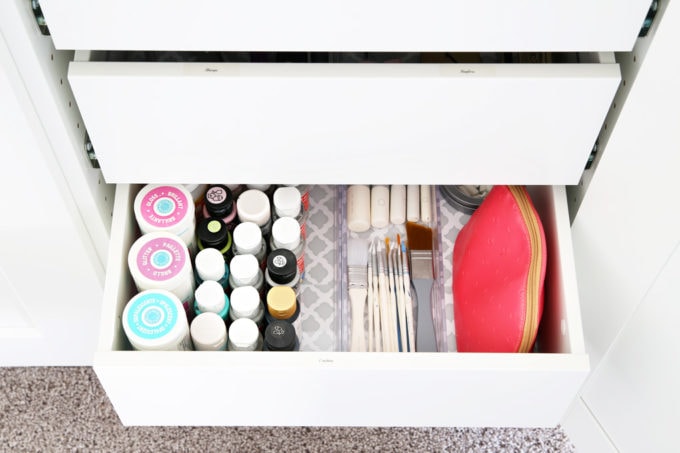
top-left (286, 185), bottom-right (310, 213)
top-left (134, 184), bottom-right (196, 253)
top-left (194, 247), bottom-right (229, 290)
top-left (227, 318), bottom-right (263, 351)
top-left (190, 312), bottom-right (228, 351)
top-left (122, 289), bottom-right (193, 351)
top-left (265, 286), bottom-right (300, 324)
top-left (228, 254), bottom-right (264, 299)
top-left (273, 186), bottom-right (308, 238)
top-left (193, 280), bottom-right (229, 322)
top-left (270, 217), bottom-right (305, 279)
top-left (196, 217), bottom-right (233, 261)
top-left (264, 320), bottom-right (298, 351)
top-left (232, 221), bottom-right (267, 270)
top-left (264, 248), bottom-right (301, 296)
top-left (237, 189), bottom-right (272, 240)
top-left (229, 285), bottom-right (265, 331)
top-left (128, 232), bottom-right (195, 321)
top-left (201, 184), bottom-right (238, 230)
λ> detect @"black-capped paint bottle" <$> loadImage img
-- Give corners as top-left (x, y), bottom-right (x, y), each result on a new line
top-left (196, 217), bottom-right (233, 261)
top-left (264, 248), bottom-right (301, 296)
top-left (194, 247), bottom-right (229, 290)
top-left (202, 184), bottom-right (238, 231)
top-left (232, 221), bottom-right (267, 270)
top-left (264, 320), bottom-right (298, 351)
top-left (227, 318), bottom-right (263, 351)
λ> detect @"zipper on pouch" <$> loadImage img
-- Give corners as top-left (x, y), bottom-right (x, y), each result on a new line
top-left (508, 186), bottom-right (543, 353)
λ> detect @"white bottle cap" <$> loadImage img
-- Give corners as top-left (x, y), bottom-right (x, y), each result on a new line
top-left (233, 222), bottom-right (263, 255)
top-left (127, 232), bottom-right (195, 303)
top-left (190, 312), bottom-right (227, 351)
top-left (273, 186), bottom-right (302, 218)
top-left (407, 185), bottom-right (420, 222)
top-left (272, 217), bottom-right (301, 250)
top-left (390, 184), bottom-right (406, 225)
top-left (122, 289), bottom-right (192, 351)
top-left (195, 281), bottom-right (226, 314)
top-left (230, 286), bottom-right (261, 319)
top-left (228, 318), bottom-right (260, 350)
top-left (371, 185), bottom-right (390, 229)
top-left (134, 184), bottom-right (196, 248)
top-left (237, 189), bottom-right (271, 227)
top-left (195, 248), bottom-right (226, 282)
top-left (347, 185), bottom-right (371, 233)
top-left (229, 254), bottom-right (259, 286)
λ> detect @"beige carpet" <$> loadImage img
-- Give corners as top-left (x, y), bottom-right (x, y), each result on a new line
top-left (0, 367), bottom-right (574, 452)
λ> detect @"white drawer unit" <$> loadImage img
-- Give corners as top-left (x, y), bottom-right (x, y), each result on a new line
top-left (67, 52), bottom-right (620, 185)
top-left (39, 0), bottom-right (652, 52)
top-left (94, 183), bottom-right (587, 426)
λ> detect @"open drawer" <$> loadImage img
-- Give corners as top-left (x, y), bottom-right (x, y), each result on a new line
top-left (40, 0), bottom-right (651, 52)
top-left (68, 52), bottom-right (620, 185)
top-left (95, 183), bottom-right (588, 427)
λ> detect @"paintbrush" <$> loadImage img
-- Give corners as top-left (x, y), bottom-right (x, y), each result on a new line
top-left (347, 237), bottom-right (367, 352)
top-left (405, 221), bottom-right (437, 352)
top-left (367, 240), bottom-right (374, 352)
top-left (395, 235), bottom-right (408, 352)
top-left (371, 239), bottom-right (382, 352)
top-left (401, 241), bottom-right (416, 352)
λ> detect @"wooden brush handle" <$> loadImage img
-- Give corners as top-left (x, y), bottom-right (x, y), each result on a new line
top-left (349, 288), bottom-right (367, 352)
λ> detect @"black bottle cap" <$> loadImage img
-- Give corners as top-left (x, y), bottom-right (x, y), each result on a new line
top-left (197, 217), bottom-right (230, 250)
top-left (266, 249), bottom-right (297, 284)
top-left (204, 184), bottom-right (234, 218)
top-left (264, 320), bottom-right (297, 351)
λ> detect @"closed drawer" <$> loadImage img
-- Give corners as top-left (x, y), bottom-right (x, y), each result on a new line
top-left (40, 0), bottom-right (651, 52)
top-left (69, 52), bottom-right (620, 185)
top-left (95, 183), bottom-right (588, 427)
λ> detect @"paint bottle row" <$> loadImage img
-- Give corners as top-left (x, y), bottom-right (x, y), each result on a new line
top-left (122, 289), bottom-right (298, 352)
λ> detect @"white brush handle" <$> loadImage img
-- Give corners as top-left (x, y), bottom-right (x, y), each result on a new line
top-left (349, 288), bottom-right (367, 352)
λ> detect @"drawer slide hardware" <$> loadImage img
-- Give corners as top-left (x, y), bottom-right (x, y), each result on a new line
top-left (84, 133), bottom-right (100, 169)
top-left (30, 0), bottom-right (50, 35)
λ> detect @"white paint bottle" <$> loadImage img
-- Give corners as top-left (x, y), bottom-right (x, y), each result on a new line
top-left (122, 289), bottom-right (193, 351)
top-left (134, 184), bottom-right (196, 253)
top-left (128, 231), bottom-right (196, 320)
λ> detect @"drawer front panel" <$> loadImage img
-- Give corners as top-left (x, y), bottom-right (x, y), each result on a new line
top-left (69, 62), bottom-right (620, 185)
top-left (41, 1), bottom-right (650, 52)
top-left (95, 184), bottom-right (588, 426)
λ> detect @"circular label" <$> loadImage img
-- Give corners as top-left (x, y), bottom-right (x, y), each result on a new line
top-left (272, 255), bottom-right (287, 268)
top-left (206, 187), bottom-right (227, 204)
top-left (126, 292), bottom-right (178, 340)
top-left (140, 186), bottom-right (189, 228)
top-left (272, 324), bottom-right (286, 336)
top-left (135, 236), bottom-right (187, 281)
top-left (207, 220), bottom-right (222, 234)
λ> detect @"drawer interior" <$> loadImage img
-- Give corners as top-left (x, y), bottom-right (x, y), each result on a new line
top-left (101, 184), bottom-right (583, 355)
top-left (68, 52), bottom-right (620, 185)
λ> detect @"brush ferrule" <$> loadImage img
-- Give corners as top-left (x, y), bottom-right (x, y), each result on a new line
top-left (348, 265), bottom-right (367, 288)
top-left (410, 250), bottom-right (433, 280)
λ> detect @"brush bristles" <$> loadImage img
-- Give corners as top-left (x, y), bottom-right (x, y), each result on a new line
top-left (405, 222), bottom-right (433, 251)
